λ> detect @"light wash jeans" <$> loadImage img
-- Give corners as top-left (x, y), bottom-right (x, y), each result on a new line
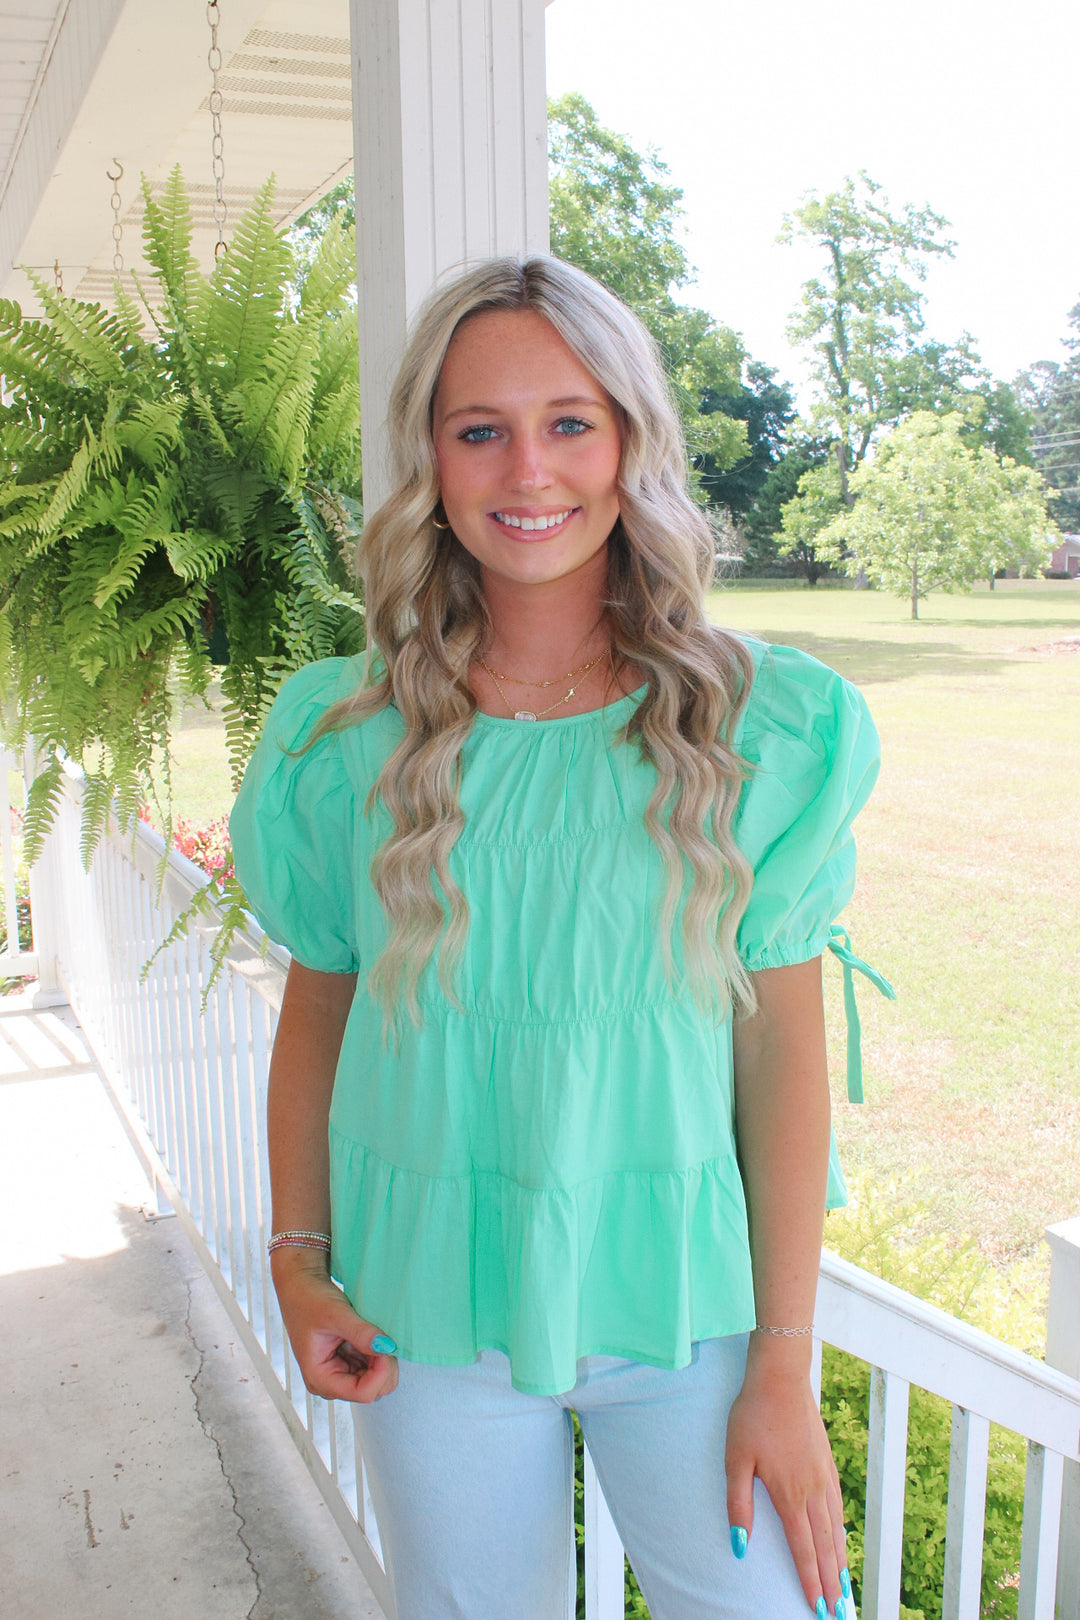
top-left (353, 1334), bottom-right (852, 1620)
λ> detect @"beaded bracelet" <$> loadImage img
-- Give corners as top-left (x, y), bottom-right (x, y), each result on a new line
top-left (754, 1323), bottom-right (814, 1338)
top-left (267, 1229), bottom-right (331, 1254)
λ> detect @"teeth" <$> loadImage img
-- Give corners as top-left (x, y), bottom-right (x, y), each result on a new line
top-left (494, 510), bottom-right (573, 531)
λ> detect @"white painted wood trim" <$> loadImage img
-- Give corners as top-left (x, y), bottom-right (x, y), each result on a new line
top-left (583, 1442), bottom-right (624, 1620)
top-left (943, 1406), bottom-right (989, 1620)
top-left (1018, 1443), bottom-right (1065, 1620)
top-left (350, 0), bottom-right (549, 512)
top-left (861, 1368), bottom-right (909, 1620)
top-left (819, 1251), bottom-right (1080, 1458)
top-left (1047, 1219), bottom-right (1080, 1618)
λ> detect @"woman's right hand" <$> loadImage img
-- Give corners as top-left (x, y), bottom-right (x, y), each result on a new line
top-left (271, 1247), bottom-right (399, 1403)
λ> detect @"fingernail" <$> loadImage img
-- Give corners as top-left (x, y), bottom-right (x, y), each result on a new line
top-left (835, 1601), bottom-right (846, 1619)
top-left (730, 1525), bottom-right (748, 1559)
top-left (815, 1599), bottom-right (828, 1620)
top-left (371, 1334), bottom-right (397, 1355)
top-left (840, 1569), bottom-right (851, 1600)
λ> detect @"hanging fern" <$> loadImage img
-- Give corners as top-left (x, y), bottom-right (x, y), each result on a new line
top-left (0, 168), bottom-right (365, 865)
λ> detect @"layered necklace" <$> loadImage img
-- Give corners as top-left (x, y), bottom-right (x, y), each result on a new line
top-left (476, 649), bottom-right (611, 721)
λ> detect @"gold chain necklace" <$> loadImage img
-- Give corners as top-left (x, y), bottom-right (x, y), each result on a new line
top-left (480, 652), bottom-right (602, 688)
top-left (477, 650), bottom-right (609, 721)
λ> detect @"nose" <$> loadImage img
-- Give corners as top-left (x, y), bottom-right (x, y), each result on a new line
top-left (507, 430), bottom-right (551, 492)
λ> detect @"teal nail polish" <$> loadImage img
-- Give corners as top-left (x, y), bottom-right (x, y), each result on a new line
top-left (815, 1599), bottom-right (828, 1620)
top-left (730, 1525), bottom-right (748, 1559)
top-left (835, 1601), bottom-right (846, 1619)
top-left (840, 1569), bottom-right (851, 1600)
top-left (371, 1333), bottom-right (397, 1355)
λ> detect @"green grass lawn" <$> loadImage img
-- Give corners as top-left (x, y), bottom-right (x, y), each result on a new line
top-left (169, 579), bottom-right (1080, 1282)
top-left (709, 579), bottom-right (1080, 1274)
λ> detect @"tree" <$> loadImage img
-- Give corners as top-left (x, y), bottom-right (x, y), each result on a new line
top-left (697, 361), bottom-right (796, 517)
top-left (814, 413), bottom-right (1057, 618)
top-left (886, 337), bottom-right (1033, 464)
top-left (1015, 300), bottom-right (1080, 534)
top-left (548, 93), bottom-right (747, 472)
top-left (778, 459), bottom-right (844, 587)
top-left (780, 172), bottom-right (955, 504)
top-left (740, 444), bottom-right (828, 577)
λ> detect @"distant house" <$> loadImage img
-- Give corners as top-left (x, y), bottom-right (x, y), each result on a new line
top-left (1049, 535), bottom-right (1080, 576)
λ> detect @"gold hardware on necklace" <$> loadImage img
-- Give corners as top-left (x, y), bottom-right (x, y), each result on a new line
top-left (477, 651), bottom-right (610, 721)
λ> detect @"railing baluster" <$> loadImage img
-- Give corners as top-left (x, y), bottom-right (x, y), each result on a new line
top-left (862, 1366), bottom-right (909, 1620)
top-left (1018, 1442), bottom-right (1065, 1620)
top-left (583, 1442), bottom-right (624, 1620)
top-left (943, 1404), bottom-right (989, 1619)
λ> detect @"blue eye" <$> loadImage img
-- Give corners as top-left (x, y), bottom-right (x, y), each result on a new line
top-left (459, 424), bottom-right (498, 443)
top-left (554, 416), bottom-right (590, 436)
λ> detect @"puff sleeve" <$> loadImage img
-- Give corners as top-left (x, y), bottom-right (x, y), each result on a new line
top-left (229, 659), bottom-right (359, 974)
top-left (735, 643), bottom-right (880, 972)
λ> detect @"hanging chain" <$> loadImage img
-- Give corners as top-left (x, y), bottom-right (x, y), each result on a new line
top-left (206, 0), bottom-right (228, 258)
top-left (53, 259), bottom-right (63, 295)
top-left (106, 159), bottom-right (124, 279)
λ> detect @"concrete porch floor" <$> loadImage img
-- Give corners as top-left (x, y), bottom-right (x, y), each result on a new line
top-left (0, 989), bottom-right (384, 1620)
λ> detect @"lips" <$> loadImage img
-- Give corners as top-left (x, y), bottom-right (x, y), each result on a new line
top-left (491, 508), bottom-right (578, 534)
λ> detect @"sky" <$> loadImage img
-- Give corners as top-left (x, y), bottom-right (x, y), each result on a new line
top-left (545, 0), bottom-right (1079, 400)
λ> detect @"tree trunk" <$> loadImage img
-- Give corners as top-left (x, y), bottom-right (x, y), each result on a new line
top-left (911, 562), bottom-right (919, 620)
top-left (988, 568), bottom-right (995, 591)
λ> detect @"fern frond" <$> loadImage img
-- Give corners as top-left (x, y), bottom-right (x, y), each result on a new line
top-left (140, 168), bottom-right (200, 322)
top-left (201, 178), bottom-right (292, 387)
top-left (21, 274), bottom-right (129, 386)
top-left (23, 755), bottom-right (65, 863)
top-left (110, 595), bottom-right (202, 661)
top-left (163, 529), bottom-right (235, 582)
top-left (298, 215), bottom-right (355, 320)
top-left (92, 533), bottom-right (159, 609)
top-left (116, 397), bottom-right (184, 470)
top-left (79, 769), bottom-right (114, 865)
top-left (33, 437), bottom-right (93, 551)
top-left (188, 384), bottom-right (233, 457)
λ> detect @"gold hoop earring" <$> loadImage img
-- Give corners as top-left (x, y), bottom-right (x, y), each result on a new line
top-left (431, 504), bottom-right (451, 531)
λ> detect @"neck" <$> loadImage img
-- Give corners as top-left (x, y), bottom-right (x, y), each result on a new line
top-left (478, 549), bottom-right (611, 675)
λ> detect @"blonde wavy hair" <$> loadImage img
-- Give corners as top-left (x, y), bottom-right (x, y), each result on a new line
top-left (312, 255), bottom-right (757, 1026)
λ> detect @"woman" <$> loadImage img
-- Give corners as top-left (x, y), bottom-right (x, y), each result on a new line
top-left (231, 256), bottom-right (877, 1620)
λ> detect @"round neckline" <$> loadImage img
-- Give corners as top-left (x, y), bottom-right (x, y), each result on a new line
top-left (471, 683), bottom-right (648, 731)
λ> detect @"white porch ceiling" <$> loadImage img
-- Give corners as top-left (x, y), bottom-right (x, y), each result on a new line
top-left (1, 0), bottom-right (356, 311)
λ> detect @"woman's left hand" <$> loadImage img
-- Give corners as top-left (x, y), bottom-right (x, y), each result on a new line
top-left (725, 1339), bottom-right (848, 1618)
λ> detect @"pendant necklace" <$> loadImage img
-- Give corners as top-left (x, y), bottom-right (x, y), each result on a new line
top-left (477, 650), bottom-right (610, 721)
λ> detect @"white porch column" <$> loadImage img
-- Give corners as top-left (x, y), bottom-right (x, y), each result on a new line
top-left (349, 0), bottom-right (550, 512)
top-left (1047, 1218), bottom-right (1080, 1619)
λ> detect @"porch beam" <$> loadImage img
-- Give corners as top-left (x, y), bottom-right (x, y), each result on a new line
top-left (349, 0), bottom-right (550, 512)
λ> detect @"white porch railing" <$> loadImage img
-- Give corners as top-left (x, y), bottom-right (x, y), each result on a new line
top-left (28, 766), bottom-right (1080, 1620)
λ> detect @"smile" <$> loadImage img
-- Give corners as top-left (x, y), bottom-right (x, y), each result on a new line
top-left (491, 508), bottom-right (578, 533)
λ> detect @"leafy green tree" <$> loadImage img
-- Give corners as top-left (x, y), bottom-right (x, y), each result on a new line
top-left (0, 171), bottom-right (364, 867)
top-left (778, 459), bottom-right (844, 586)
top-left (1015, 300), bottom-right (1080, 533)
top-left (548, 93), bottom-right (746, 470)
top-left (814, 412), bottom-right (1056, 617)
top-left (780, 172), bottom-right (955, 504)
top-left (697, 361), bottom-right (796, 516)
top-left (732, 438), bottom-right (832, 579)
top-left (886, 337), bottom-right (1032, 464)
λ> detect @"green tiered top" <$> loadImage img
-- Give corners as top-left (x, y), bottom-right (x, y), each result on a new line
top-left (231, 640), bottom-right (881, 1394)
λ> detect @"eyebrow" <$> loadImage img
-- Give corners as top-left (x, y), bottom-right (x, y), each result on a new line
top-left (440, 395), bottom-right (609, 421)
